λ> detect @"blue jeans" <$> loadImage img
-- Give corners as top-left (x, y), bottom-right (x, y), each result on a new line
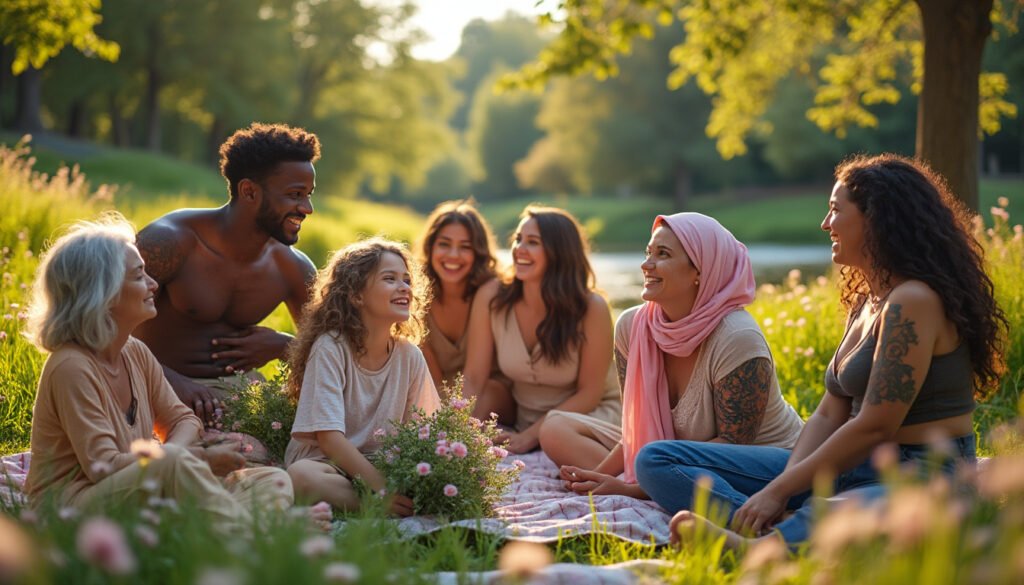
top-left (635, 435), bottom-right (976, 546)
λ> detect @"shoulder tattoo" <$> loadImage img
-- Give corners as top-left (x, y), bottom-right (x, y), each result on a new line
top-left (614, 347), bottom-right (628, 394)
top-left (136, 227), bottom-right (184, 284)
top-left (866, 303), bottom-right (919, 406)
top-left (712, 357), bottom-right (772, 444)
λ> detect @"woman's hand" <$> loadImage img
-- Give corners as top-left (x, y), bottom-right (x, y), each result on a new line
top-left (202, 442), bottom-right (246, 477)
top-left (730, 487), bottom-right (786, 536)
top-left (495, 430), bottom-right (539, 454)
top-left (559, 466), bottom-right (632, 496)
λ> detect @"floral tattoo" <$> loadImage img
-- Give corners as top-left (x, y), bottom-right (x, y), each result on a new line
top-left (712, 357), bottom-right (772, 444)
top-left (866, 303), bottom-right (919, 405)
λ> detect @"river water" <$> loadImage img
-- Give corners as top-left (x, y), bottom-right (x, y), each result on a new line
top-left (499, 244), bottom-right (832, 309)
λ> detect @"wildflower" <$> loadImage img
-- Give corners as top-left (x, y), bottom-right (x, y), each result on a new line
top-left (469, 417), bottom-right (483, 429)
top-left (812, 500), bottom-right (882, 560)
top-left (498, 541), bottom-right (553, 579)
top-left (140, 478), bottom-right (160, 494)
top-left (884, 486), bottom-right (936, 549)
top-left (133, 524), bottom-right (159, 548)
top-left (803, 347), bottom-right (815, 357)
top-left (450, 397), bottom-right (470, 410)
top-left (741, 535), bottom-right (787, 571)
top-left (762, 317), bottom-right (774, 327)
top-left (0, 332), bottom-right (6, 341)
top-left (991, 207), bottom-right (1009, 221)
top-left (271, 421), bottom-right (283, 431)
top-left (513, 459), bottom-right (527, 471)
top-left (58, 507), bottom-right (79, 521)
top-left (443, 484), bottom-right (459, 497)
top-left (373, 427), bottom-right (386, 439)
top-left (796, 317), bottom-right (806, 327)
top-left (437, 430), bottom-right (448, 440)
top-left (76, 517), bottom-right (137, 575)
top-left (978, 454), bottom-right (1024, 497)
top-left (451, 442), bottom-right (468, 458)
top-left (416, 462), bottom-right (432, 476)
top-left (130, 439), bottom-right (165, 460)
top-left (2, 314), bottom-right (11, 320)
top-left (435, 444), bottom-right (450, 457)
top-left (998, 196), bottom-right (1010, 208)
top-left (418, 425), bottom-right (431, 440)
top-left (139, 509), bottom-right (161, 525)
top-left (300, 535), bottom-right (334, 558)
top-left (90, 461), bottom-right (112, 476)
top-left (490, 446), bottom-right (508, 459)
top-left (323, 562), bottom-right (360, 583)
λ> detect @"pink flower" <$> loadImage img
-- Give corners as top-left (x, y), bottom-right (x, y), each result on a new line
top-left (133, 524), bottom-right (159, 548)
top-left (451, 442), bottom-right (468, 458)
top-left (76, 517), bottom-right (137, 575)
top-left (513, 459), bottom-right (527, 470)
top-left (490, 446), bottom-right (508, 459)
top-left (0, 332), bottom-right (6, 341)
top-left (271, 421), bottom-right (283, 431)
top-left (443, 484), bottom-right (458, 497)
top-left (437, 430), bottom-right (448, 440)
top-left (418, 425), bottom-right (431, 440)
top-left (416, 462), bottom-right (431, 476)
top-left (450, 397), bottom-right (470, 410)
top-left (242, 443), bottom-right (254, 454)
top-left (469, 417), bottom-right (482, 429)
top-left (373, 428), bottom-right (386, 439)
top-left (435, 444), bottom-right (450, 457)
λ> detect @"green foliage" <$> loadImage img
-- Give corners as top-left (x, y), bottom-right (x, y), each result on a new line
top-left (373, 385), bottom-right (521, 519)
top-left (0, 0), bottom-right (119, 73)
top-left (215, 369), bottom-right (296, 465)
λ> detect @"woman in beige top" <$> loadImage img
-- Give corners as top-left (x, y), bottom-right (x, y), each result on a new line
top-left (462, 206), bottom-right (620, 454)
top-left (542, 212), bottom-right (802, 500)
top-left (24, 214), bottom-right (291, 534)
top-left (416, 199), bottom-right (501, 391)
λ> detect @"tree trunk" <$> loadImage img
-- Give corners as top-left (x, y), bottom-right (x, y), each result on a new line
top-left (914, 0), bottom-right (992, 212)
top-left (13, 67), bottom-right (44, 133)
top-left (143, 22), bottom-right (162, 151)
top-left (0, 46), bottom-right (9, 127)
top-left (110, 94), bottom-right (130, 147)
top-left (673, 163), bottom-right (692, 212)
top-left (67, 100), bottom-right (86, 138)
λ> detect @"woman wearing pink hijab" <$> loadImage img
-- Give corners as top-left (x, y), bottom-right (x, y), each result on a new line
top-left (540, 212), bottom-right (802, 498)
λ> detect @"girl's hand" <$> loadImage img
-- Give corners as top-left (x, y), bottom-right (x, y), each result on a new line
top-left (731, 488), bottom-right (786, 536)
top-left (559, 466), bottom-right (629, 495)
top-left (495, 431), bottom-right (538, 454)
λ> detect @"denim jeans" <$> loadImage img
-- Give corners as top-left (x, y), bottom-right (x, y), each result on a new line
top-left (635, 435), bottom-right (976, 546)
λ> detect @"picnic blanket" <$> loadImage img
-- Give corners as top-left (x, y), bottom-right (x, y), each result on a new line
top-left (1, 451), bottom-right (29, 508)
top-left (434, 559), bottom-right (671, 585)
top-left (386, 450), bottom-right (673, 544)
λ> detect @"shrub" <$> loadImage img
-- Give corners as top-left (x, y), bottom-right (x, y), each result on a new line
top-left (215, 368), bottom-right (297, 464)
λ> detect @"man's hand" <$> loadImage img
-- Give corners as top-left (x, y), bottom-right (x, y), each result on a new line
top-left (730, 487), bottom-right (786, 536)
top-left (559, 466), bottom-right (631, 496)
top-left (386, 493), bottom-right (415, 517)
top-left (494, 430), bottom-right (539, 454)
top-left (202, 441), bottom-right (246, 477)
top-left (174, 376), bottom-right (220, 425)
top-left (211, 326), bottom-right (290, 374)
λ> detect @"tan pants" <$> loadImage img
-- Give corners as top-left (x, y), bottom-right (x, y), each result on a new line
top-left (70, 444), bottom-right (293, 535)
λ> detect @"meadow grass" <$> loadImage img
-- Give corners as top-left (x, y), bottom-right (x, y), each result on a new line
top-left (3, 142), bottom-right (1024, 584)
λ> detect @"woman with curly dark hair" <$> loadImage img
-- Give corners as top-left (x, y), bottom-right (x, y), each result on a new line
top-left (637, 153), bottom-right (1007, 550)
top-left (416, 199), bottom-right (501, 389)
top-left (462, 206), bottom-right (621, 454)
top-left (284, 238), bottom-right (440, 515)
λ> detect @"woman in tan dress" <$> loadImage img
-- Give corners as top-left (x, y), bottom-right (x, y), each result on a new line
top-left (462, 206), bottom-right (620, 454)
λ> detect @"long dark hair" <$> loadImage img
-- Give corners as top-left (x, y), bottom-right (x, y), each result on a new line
top-left (492, 206), bottom-right (596, 365)
top-left (834, 153), bottom-right (1007, 398)
top-left (286, 238), bottom-right (430, 401)
top-left (416, 199), bottom-right (498, 302)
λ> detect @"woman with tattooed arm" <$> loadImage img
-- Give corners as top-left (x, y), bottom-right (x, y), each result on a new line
top-left (540, 212), bottom-right (803, 497)
top-left (645, 154), bottom-right (1007, 550)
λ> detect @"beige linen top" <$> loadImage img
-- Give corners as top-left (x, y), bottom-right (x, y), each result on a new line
top-left (285, 334), bottom-right (440, 465)
top-left (26, 337), bottom-right (203, 504)
top-left (424, 311), bottom-right (467, 391)
top-left (616, 306), bottom-right (803, 448)
top-left (491, 308), bottom-right (621, 432)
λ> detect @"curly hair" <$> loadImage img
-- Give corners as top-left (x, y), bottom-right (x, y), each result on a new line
top-left (219, 122), bottom-right (321, 200)
top-left (492, 206), bottom-right (596, 365)
top-left (286, 237), bottom-right (430, 401)
top-left (416, 198), bottom-right (499, 302)
top-left (833, 153), bottom-right (1007, 397)
top-left (27, 212), bottom-right (136, 353)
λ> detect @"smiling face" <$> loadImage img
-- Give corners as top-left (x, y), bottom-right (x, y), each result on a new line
top-left (510, 217), bottom-right (548, 283)
top-left (254, 160), bottom-right (316, 246)
top-left (430, 221), bottom-right (475, 288)
top-left (640, 225), bottom-right (699, 319)
top-left (821, 181), bottom-right (868, 268)
top-left (109, 245), bottom-right (159, 331)
top-left (359, 251), bottom-right (413, 326)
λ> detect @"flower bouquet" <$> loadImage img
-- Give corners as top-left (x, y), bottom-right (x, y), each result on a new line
top-left (214, 367), bottom-right (296, 464)
top-left (372, 381), bottom-right (523, 520)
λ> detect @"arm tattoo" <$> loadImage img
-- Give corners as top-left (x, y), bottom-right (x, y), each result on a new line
top-left (614, 348), bottom-right (628, 396)
top-left (865, 303), bottom-right (919, 406)
top-left (136, 226), bottom-right (184, 284)
top-left (712, 357), bottom-right (772, 444)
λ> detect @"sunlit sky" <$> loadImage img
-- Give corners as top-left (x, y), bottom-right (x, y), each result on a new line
top-left (407, 0), bottom-right (547, 61)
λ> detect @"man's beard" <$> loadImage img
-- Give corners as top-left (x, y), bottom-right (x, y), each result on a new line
top-left (256, 199), bottom-right (299, 246)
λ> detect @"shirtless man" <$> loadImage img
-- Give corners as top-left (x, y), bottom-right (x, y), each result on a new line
top-left (134, 123), bottom-right (320, 423)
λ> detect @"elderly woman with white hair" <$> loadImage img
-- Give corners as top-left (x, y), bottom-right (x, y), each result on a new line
top-left (23, 213), bottom-right (293, 534)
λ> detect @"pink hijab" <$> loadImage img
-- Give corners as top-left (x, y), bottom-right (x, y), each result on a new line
top-left (621, 213), bottom-right (755, 482)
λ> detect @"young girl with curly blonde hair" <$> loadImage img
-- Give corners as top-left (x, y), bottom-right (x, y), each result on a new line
top-left (285, 237), bottom-right (440, 515)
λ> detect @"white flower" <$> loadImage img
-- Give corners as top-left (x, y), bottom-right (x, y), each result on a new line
top-left (323, 562), bottom-right (360, 583)
top-left (300, 535), bottom-right (334, 558)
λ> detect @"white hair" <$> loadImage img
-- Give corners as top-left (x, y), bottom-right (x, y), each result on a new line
top-left (26, 212), bottom-right (136, 352)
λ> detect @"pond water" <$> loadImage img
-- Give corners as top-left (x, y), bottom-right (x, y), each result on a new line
top-left (500, 244), bottom-right (832, 309)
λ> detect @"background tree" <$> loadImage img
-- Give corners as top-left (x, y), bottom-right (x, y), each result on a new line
top-left (507, 0), bottom-right (1021, 211)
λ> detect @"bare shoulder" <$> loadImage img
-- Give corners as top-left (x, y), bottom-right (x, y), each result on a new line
top-left (473, 278), bottom-right (501, 305)
top-left (886, 280), bottom-right (943, 316)
top-left (585, 292), bottom-right (612, 318)
top-left (274, 244), bottom-right (317, 280)
top-left (136, 211), bottom-right (203, 283)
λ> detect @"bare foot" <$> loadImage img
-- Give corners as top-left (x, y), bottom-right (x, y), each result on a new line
top-left (669, 510), bottom-right (750, 551)
top-left (290, 501), bottom-right (333, 533)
